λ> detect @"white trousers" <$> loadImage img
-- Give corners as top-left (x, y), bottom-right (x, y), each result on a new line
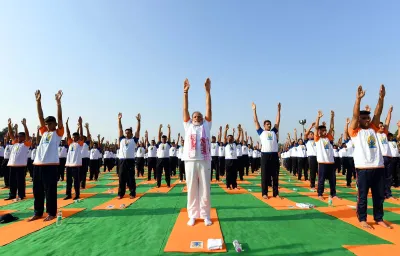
top-left (185, 160), bottom-right (211, 219)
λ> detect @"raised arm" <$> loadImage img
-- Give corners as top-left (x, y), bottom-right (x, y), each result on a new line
top-left (158, 124), bottom-right (162, 142)
top-left (167, 124), bottom-right (171, 142)
top-left (240, 129), bottom-right (244, 144)
top-left (397, 121), bottom-right (400, 141)
top-left (316, 110), bottom-right (323, 131)
top-left (275, 103), bottom-right (281, 129)
top-left (251, 102), bottom-right (261, 130)
top-left (135, 113), bottom-right (141, 138)
top-left (144, 130), bottom-right (149, 147)
top-left (183, 79), bottom-right (190, 122)
top-left (55, 90), bottom-right (63, 129)
top-left (304, 122), bottom-right (315, 140)
top-left (22, 119), bottom-right (29, 141)
top-left (350, 85), bottom-right (365, 130)
top-left (118, 113), bottom-right (123, 138)
top-left (371, 84), bottom-right (385, 127)
top-left (235, 125), bottom-right (241, 142)
top-left (344, 118), bottom-right (350, 140)
top-left (328, 111), bottom-right (335, 135)
top-left (218, 126), bottom-right (222, 143)
top-left (294, 128), bottom-right (298, 142)
top-left (385, 105), bottom-right (393, 129)
top-left (224, 124), bottom-right (229, 144)
top-left (66, 117), bottom-right (71, 140)
top-left (249, 136), bottom-right (253, 147)
top-left (35, 90), bottom-right (45, 127)
top-left (85, 123), bottom-right (92, 141)
top-left (204, 78), bottom-right (212, 122)
top-left (177, 133), bottom-right (180, 145)
top-left (78, 117), bottom-right (83, 140)
top-left (7, 119), bottom-right (15, 141)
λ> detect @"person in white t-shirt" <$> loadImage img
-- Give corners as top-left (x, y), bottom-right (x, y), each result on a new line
top-left (252, 102), bottom-right (281, 199)
top-left (2, 133), bottom-right (13, 188)
top-left (222, 124), bottom-right (240, 190)
top-left (145, 131), bottom-right (157, 181)
top-left (89, 136), bottom-right (102, 181)
top-left (177, 135), bottom-right (186, 182)
top-left (315, 110), bottom-right (337, 200)
top-left (64, 117), bottom-right (84, 200)
top-left (304, 122), bottom-right (318, 188)
top-left (156, 124), bottom-right (171, 188)
top-left (135, 142), bottom-right (146, 177)
top-left (388, 124), bottom-right (400, 187)
top-left (182, 78), bottom-right (213, 227)
top-left (218, 127), bottom-right (225, 176)
top-left (30, 90), bottom-right (64, 222)
top-left (80, 123), bottom-right (92, 189)
top-left (169, 140), bottom-right (178, 176)
top-left (210, 135), bottom-right (219, 181)
top-left (5, 118), bottom-right (31, 201)
top-left (117, 112), bottom-right (140, 199)
top-left (103, 143), bottom-right (114, 172)
top-left (348, 84), bottom-right (391, 229)
top-left (58, 139), bottom-right (68, 181)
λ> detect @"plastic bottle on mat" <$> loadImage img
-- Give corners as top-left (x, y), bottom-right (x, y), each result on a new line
top-left (233, 240), bottom-right (242, 252)
top-left (328, 196), bottom-right (333, 207)
top-left (56, 210), bottom-right (62, 226)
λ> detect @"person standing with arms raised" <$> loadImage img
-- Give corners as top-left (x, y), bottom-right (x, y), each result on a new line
top-left (251, 102), bottom-right (281, 199)
top-left (182, 78), bottom-right (213, 226)
top-left (117, 112), bottom-right (140, 199)
top-left (30, 90), bottom-right (64, 222)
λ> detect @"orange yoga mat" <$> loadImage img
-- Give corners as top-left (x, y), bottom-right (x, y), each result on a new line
top-left (211, 180), bottom-right (224, 184)
top-left (252, 193), bottom-right (308, 210)
top-left (255, 184), bottom-right (293, 194)
top-left (164, 208), bottom-right (226, 253)
top-left (0, 210), bottom-right (16, 215)
top-left (236, 180), bottom-right (252, 185)
top-left (0, 194), bottom-right (34, 207)
top-left (182, 186), bottom-right (188, 193)
top-left (218, 184), bottom-right (248, 194)
top-left (137, 180), bottom-right (157, 185)
top-left (29, 193), bottom-right (97, 210)
top-left (92, 193), bottom-right (144, 210)
top-left (0, 208), bottom-right (85, 246)
top-left (243, 176), bottom-right (258, 179)
top-left (147, 184), bottom-right (176, 193)
top-left (298, 192), bottom-right (357, 207)
top-left (105, 181), bottom-right (119, 186)
top-left (343, 244), bottom-right (400, 256)
top-left (57, 184), bottom-right (96, 195)
top-left (385, 197), bottom-right (400, 205)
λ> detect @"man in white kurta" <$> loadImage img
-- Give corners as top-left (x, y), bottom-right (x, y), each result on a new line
top-left (182, 77), bottom-right (213, 226)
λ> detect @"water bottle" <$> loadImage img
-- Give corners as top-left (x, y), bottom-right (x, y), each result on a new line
top-left (288, 178), bottom-right (291, 182)
top-left (56, 210), bottom-right (62, 226)
top-left (292, 188), bottom-right (298, 192)
top-left (74, 199), bottom-right (83, 203)
top-left (120, 204), bottom-right (126, 209)
top-left (233, 240), bottom-right (242, 252)
top-left (328, 197), bottom-right (333, 207)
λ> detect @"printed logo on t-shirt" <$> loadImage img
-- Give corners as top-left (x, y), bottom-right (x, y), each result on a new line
top-left (323, 140), bottom-right (329, 150)
top-left (44, 133), bottom-right (53, 144)
top-left (367, 135), bottom-right (377, 148)
top-left (267, 133), bottom-right (273, 140)
top-left (69, 145), bottom-right (75, 152)
top-left (380, 136), bottom-right (388, 145)
top-left (12, 145), bottom-right (20, 153)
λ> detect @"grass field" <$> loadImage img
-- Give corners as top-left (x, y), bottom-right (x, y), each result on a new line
top-left (0, 167), bottom-right (399, 256)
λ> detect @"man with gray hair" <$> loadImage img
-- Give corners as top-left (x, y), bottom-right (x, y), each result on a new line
top-left (182, 78), bottom-right (212, 226)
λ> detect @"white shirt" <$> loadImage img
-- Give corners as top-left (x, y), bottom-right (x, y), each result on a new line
top-left (90, 148), bottom-right (102, 160)
top-left (252, 149), bottom-right (258, 158)
top-left (103, 151), bottom-right (113, 159)
top-left (58, 146), bottom-right (68, 158)
top-left (31, 148), bottom-right (37, 160)
top-left (66, 139), bottom-right (83, 167)
top-left (147, 145), bottom-right (157, 158)
top-left (218, 146), bottom-right (225, 157)
top-left (4, 145), bottom-right (12, 159)
top-left (346, 140), bottom-right (355, 157)
top-left (333, 149), bottom-right (339, 158)
top-left (136, 147), bottom-right (145, 158)
top-left (389, 141), bottom-right (400, 158)
top-left (81, 142), bottom-right (90, 158)
top-left (297, 145), bottom-right (307, 158)
top-left (339, 148), bottom-right (347, 158)
top-left (182, 119), bottom-right (212, 161)
top-left (169, 147), bottom-right (177, 157)
top-left (224, 143), bottom-right (237, 160)
top-left (178, 146), bottom-right (184, 159)
top-left (34, 127), bottom-right (64, 166)
top-left (157, 142), bottom-right (171, 158)
top-left (305, 139), bottom-right (317, 157)
top-left (211, 143), bottom-right (219, 157)
top-left (236, 144), bottom-right (242, 157)
top-left (315, 134), bottom-right (334, 164)
top-left (8, 140), bottom-right (32, 167)
top-left (118, 137), bottom-right (138, 159)
top-left (377, 132), bottom-right (391, 157)
top-left (248, 148), bottom-right (253, 157)
top-left (257, 127), bottom-right (279, 153)
top-left (242, 145), bottom-right (249, 155)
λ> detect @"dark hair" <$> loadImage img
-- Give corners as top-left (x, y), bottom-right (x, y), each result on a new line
top-left (379, 122), bottom-right (384, 125)
top-left (360, 110), bottom-right (370, 116)
top-left (72, 132), bottom-right (79, 137)
top-left (212, 136), bottom-right (216, 139)
top-left (228, 134), bottom-right (233, 137)
top-left (18, 132), bottom-right (26, 136)
top-left (263, 120), bottom-right (271, 125)
top-left (125, 128), bottom-right (132, 133)
top-left (162, 135), bottom-right (167, 139)
top-left (44, 116), bottom-right (57, 123)
top-left (318, 125), bottom-right (326, 130)
top-left (388, 133), bottom-right (393, 137)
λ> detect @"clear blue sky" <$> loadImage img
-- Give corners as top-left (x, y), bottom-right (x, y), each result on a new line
top-left (1, 1), bottom-right (399, 144)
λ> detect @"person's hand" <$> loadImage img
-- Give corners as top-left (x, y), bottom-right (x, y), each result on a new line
top-left (8, 118), bottom-right (11, 125)
top-left (225, 124), bottom-right (229, 130)
top-left (389, 105), bottom-right (393, 113)
top-left (397, 121), bottom-right (400, 128)
top-left (204, 78), bottom-right (211, 93)
top-left (311, 122), bottom-right (316, 127)
top-left (357, 85), bottom-right (366, 99)
top-left (66, 117), bottom-right (69, 125)
top-left (178, 133), bottom-right (180, 138)
top-left (365, 105), bottom-right (371, 112)
top-left (184, 78), bottom-right (190, 92)
top-left (318, 110), bottom-right (323, 118)
top-left (379, 84), bottom-right (386, 98)
top-left (331, 110), bottom-right (335, 117)
top-left (118, 113), bottom-right (122, 120)
top-left (277, 102), bottom-right (281, 111)
top-left (233, 128), bottom-right (236, 133)
top-left (159, 124), bottom-right (163, 129)
top-left (322, 121), bottom-right (327, 126)
top-left (294, 128), bottom-right (297, 133)
top-left (136, 113), bottom-right (141, 121)
top-left (167, 124), bottom-right (171, 129)
top-left (252, 102), bottom-right (256, 110)
top-left (219, 126), bottom-right (222, 131)
top-left (55, 90), bottom-right (63, 102)
top-left (145, 130), bottom-right (148, 137)
top-left (346, 118), bottom-right (350, 124)
top-left (84, 123), bottom-right (89, 129)
top-left (101, 137), bottom-right (104, 142)
top-left (37, 125), bottom-right (40, 130)
top-left (35, 90), bottom-right (41, 101)
top-left (14, 124), bottom-right (18, 129)
top-left (78, 117), bottom-right (82, 125)
top-left (21, 118), bottom-right (26, 126)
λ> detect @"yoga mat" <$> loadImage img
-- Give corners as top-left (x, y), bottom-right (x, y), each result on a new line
top-left (252, 193), bottom-right (308, 210)
top-left (217, 184), bottom-right (247, 194)
top-left (164, 208), bottom-right (226, 253)
top-left (92, 193), bottom-right (144, 210)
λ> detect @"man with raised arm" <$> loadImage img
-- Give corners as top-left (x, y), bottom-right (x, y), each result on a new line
top-left (348, 85), bottom-right (391, 229)
top-left (304, 122), bottom-right (318, 188)
top-left (315, 110), bottom-right (338, 200)
top-left (251, 102), bottom-right (281, 199)
top-left (64, 117), bottom-right (84, 200)
top-left (30, 90), bottom-right (64, 222)
top-left (145, 131), bottom-right (157, 181)
top-left (117, 112), bottom-right (140, 199)
top-left (5, 118), bottom-right (31, 200)
top-left (182, 78), bottom-right (213, 227)
top-left (156, 124), bottom-right (171, 188)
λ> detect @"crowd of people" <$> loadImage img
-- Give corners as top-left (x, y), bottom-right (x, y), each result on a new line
top-left (0, 82), bottom-right (398, 230)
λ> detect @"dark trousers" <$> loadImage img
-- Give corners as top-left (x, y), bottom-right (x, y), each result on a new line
top-left (261, 153), bottom-right (279, 197)
top-left (116, 158), bottom-right (120, 174)
top-left (66, 167), bottom-right (80, 197)
top-left (178, 159), bottom-right (185, 181)
top-left (211, 156), bottom-right (220, 181)
top-left (356, 168), bottom-right (384, 222)
top-left (391, 157), bottom-right (400, 187)
top-left (2, 159), bottom-right (10, 187)
top-left (9, 167), bottom-right (26, 199)
top-left (346, 157), bottom-right (356, 186)
top-left (156, 158), bottom-right (170, 187)
top-left (242, 155), bottom-right (249, 176)
top-left (286, 157), bottom-right (292, 173)
top-left (169, 156), bottom-right (178, 176)
top-left (308, 156), bottom-right (318, 188)
top-left (342, 157), bottom-right (348, 175)
top-left (297, 157), bottom-right (308, 181)
top-left (334, 157), bottom-right (341, 173)
top-left (219, 157), bottom-right (225, 176)
top-left (81, 158), bottom-right (89, 188)
top-left (103, 158), bottom-right (113, 172)
top-left (317, 163), bottom-right (336, 197)
top-left (383, 156), bottom-right (393, 198)
top-left (291, 157), bottom-right (298, 175)
top-left (27, 158), bottom-right (34, 178)
top-left (0, 157), bottom-right (3, 178)
top-left (33, 165), bottom-right (58, 217)
top-left (118, 159), bottom-right (136, 197)
top-left (58, 158), bottom-right (66, 181)
top-left (249, 157), bottom-right (253, 174)
top-left (89, 159), bottom-right (100, 180)
top-left (225, 159), bottom-right (237, 189)
top-left (136, 157), bottom-right (145, 177)
top-left (237, 156), bottom-right (244, 181)
top-left (147, 157), bottom-right (157, 181)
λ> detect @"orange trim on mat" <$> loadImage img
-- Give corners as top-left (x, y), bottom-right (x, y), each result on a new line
top-left (0, 208), bottom-right (85, 246)
top-left (105, 181), bottom-right (119, 186)
top-left (137, 180), bottom-right (157, 185)
top-left (147, 183), bottom-right (177, 193)
top-left (164, 208), bottom-right (226, 253)
top-left (252, 192), bottom-right (307, 210)
top-left (0, 210), bottom-right (16, 215)
top-left (218, 184), bottom-right (248, 194)
top-left (92, 193), bottom-right (144, 210)
top-left (29, 193), bottom-right (97, 210)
